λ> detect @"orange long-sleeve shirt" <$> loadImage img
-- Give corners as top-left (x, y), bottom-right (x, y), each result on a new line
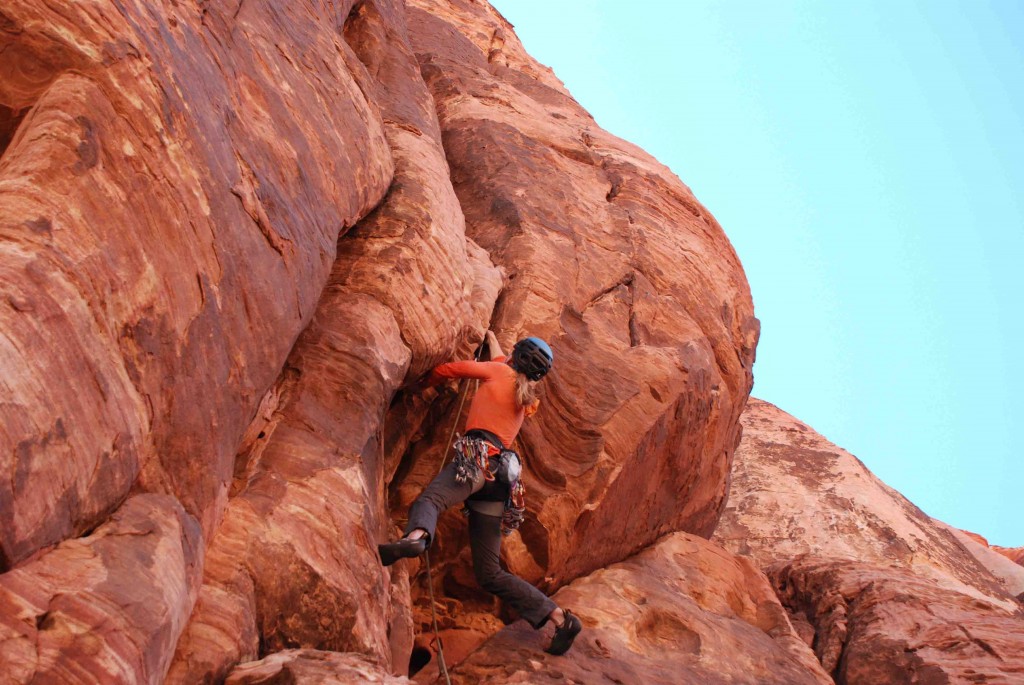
top-left (428, 357), bottom-right (539, 448)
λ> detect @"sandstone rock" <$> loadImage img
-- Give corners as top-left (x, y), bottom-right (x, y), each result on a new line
top-left (0, 0), bottom-right (393, 567)
top-left (394, 0), bottom-right (758, 605)
top-left (446, 533), bottom-right (831, 684)
top-left (718, 399), bottom-right (1024, 682)
top-left (224, 649), bottom-right (412, 684)
top-left (994, 546), bottom-right (1024, 568)
top-left (771, 557), bottom-right (1024, 684)
top-left (0, 494), bottom-right (201, 683)
top-left (5, 0), bottom-right (765, 681)
top-left (167, 1), bottom-right (500, 680)
top-left (937, 524), bottom-right (1024, 600)
top-left (715, 398), bottom-right (1016, 611)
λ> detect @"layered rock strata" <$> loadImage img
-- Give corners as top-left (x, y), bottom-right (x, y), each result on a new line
top-left (772, 558), bottom-right (1024, 684)
top-left (1, 0), bottom-right (758, 682)
top-left (395, 0), bottom-right (759, 610)
top-left (714, 398), bottom-right (1015, 610)
top-left (167, 0), bottom-right (501, 681)
top-left (0, 495), bottom-right (201, 683)
top-left (716, 398), bottom-right (1024, 682)
top-left (224, 650), bottom-right (412, 685)
top-left (0, 0), bottom-right (392, 570)
top-left (445, 532), bottom-right (832, 685)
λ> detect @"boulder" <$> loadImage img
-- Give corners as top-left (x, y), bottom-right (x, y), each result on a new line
top-left (714, 398), bottom-right (1015, 611)
top-left (0, 495), bottom-right (202, 683)
top-left (0, 0), bottom-right (392, 568)
top-left (771, 557), bottom-right (1024, 684)
top-left (446, 533), bottom-right (831, 685)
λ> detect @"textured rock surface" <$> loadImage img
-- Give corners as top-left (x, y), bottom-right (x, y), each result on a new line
top-left (716, 398), bottom-right (1024, 682)
top-left (166, 1), bottom-right (501, 681)
top-left (771, 558), bottom-right (1024, 684)
top-left (224, 649), bottom-right (412, 684)
top-left (0, 495), bottom-right (201, 683)
top-left (937, 524), bottom-right (1024, 600)
top-left (446, 533), bottom-right (831, 685)
top-left (4, 1), bottom-right (757, 679)
top-left (6, 0), bottom-right (1019, 682)
top-left (0, 0), bottom-right (393, 567)
top-left (714, 398), bottom-right (1015, 611)
top-left (995, 546), bottom-right (1024, 567)
top-left (393, 0), bottom-right (758, 610)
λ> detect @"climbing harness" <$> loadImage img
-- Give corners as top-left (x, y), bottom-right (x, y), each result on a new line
top-left (453, 432), bottom-right (527, 536)
top-left (502, 477), bottom-right (526, 535)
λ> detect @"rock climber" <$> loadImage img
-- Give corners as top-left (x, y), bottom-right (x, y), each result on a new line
top-left (379, 331), bottom-right (582, 656)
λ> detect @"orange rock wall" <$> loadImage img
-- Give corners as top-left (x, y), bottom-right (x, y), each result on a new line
top-left (996, 547), bottom-right (1024, 567)
top-left (446, 533), bottom-right (831, 685)
top-left (772, 558), bottom-right (1024, 684)
top-left (1, 0), bottom-right (758, 682)
top-left (397, 0), bottom-right (758, 595)
top-left (1, 0), bottom-right (393, 571)
top-left (716, 399), bottom-right (1024, 683)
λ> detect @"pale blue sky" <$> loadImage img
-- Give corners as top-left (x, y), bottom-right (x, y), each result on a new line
top-left (491, 0), bottom-right (1023, 546)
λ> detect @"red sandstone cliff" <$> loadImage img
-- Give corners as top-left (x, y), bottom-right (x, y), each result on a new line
top-left (1, 0), bottom-right (764, 681)
top-left (2, 1), bottom-right (1020, 684)
top-left (715, 399), bottom-right (1024, 683)
top-left (996, 547), bottom-right (1024, 567)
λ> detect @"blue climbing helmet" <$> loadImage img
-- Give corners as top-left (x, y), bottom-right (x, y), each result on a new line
top-left (511, 337), bottom-right (553, 381)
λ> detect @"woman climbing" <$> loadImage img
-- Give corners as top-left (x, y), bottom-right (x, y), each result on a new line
top-left (379, 331), bottom-right (582, 656)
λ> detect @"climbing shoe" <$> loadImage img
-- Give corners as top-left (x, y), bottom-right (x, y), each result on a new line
top-left (378, 538), bottom-right (427, 566)
top-left (546, 609), bottom-right (582, 656)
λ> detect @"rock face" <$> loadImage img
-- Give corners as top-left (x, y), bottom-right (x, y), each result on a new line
top-left (714, 398), bottom-right (1015, 611)
top-left (716, 398), bottom-right (1024, 683)
top-left (0, 495), bottom-right (201, 683)
top-left (397, 0), bottom-right (758, 604)
top-left (996, 547), bottom-right (1024, 567)
top-left (165, 1), bottom-right (501, 680)
top-left (1, 0), bottom-right (758, 683)
top-left (0, 0), bottom-right (393, 571)
top-left (446, 532), bottom-right (831, 685)
top-left (772, 559), bottom-right (1024, 684)
top-left (937, 524), bottom-right (1024, 600)
top-left (224, 650), bottom-right (412, 685)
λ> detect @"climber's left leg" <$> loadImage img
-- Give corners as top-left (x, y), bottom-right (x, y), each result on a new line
top-left (467, 509), bottom-right (556, 628)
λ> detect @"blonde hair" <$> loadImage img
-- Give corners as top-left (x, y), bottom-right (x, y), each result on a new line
top-left (515, 372), bottom-right (539, 407)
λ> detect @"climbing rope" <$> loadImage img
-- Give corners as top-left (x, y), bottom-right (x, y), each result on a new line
top-left (425, 340), bottom-right (485, 683)
top-left (435, 343), bottom-right (485, 477)
top-left (424, 548), bottom-right (451, 685)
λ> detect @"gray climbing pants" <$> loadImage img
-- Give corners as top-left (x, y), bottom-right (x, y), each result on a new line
top-left (405, 458), bottom-right (557, 629)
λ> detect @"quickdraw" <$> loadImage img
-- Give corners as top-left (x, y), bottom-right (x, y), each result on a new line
top-left (451, 433), bottom-right (498, 484)
top-left (501, 479), bottom-right (526, 536)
